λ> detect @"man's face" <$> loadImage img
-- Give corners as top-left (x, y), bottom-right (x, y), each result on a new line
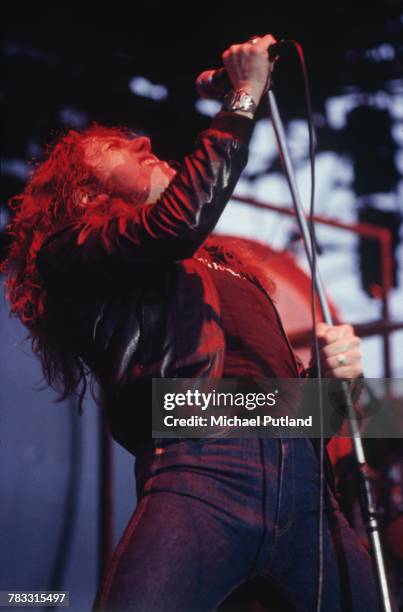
top-left (83, 135), bottom-right (176, 205)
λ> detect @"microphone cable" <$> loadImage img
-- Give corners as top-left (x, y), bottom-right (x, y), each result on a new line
top-left (273, 39), bottom-right (325, 612)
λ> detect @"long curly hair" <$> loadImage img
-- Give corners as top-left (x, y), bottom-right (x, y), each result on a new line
top-left (2, 124), bottom-right (138, 412)
top-left (3, 123), bottom-right (277, 414)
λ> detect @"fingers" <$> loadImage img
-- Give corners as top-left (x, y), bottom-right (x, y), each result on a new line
top-left (316, 323), bottom-right (354, 346)
top-left (320, 335), bottom-right (361, 358)
top-left (314, 323), bottom-right (363, 379)
top-left (323, 361), bottom-right (363, 380)
top-left (323, 348), bottom-right (363, 375)
top-left (221, 43), bottom-right (263, 66)
top-left (221, 33), bottom-right (276, 103)
top-left (222, 34), bottom-right (276, 60)
top-left (249, 33), bottom-right (277, 52)
top-left (315, 322), bottom-right (329, 338)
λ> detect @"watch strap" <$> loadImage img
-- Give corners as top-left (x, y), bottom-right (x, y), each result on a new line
top-left (222, 89), bottom-right (257, 115)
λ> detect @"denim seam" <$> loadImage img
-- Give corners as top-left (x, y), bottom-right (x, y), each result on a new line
top-left (268, 438), bottom-right (283, 568)
top-left (276, 440), bottom-right (295, 538)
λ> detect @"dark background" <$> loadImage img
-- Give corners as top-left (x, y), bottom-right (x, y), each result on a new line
top-left (3, 3), bottom-right (403, 246)
top-left (2, 5), bottom-right (403, 610)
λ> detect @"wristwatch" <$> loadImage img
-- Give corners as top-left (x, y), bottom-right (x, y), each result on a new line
top-left (222, 88), bottom-right (257, 115)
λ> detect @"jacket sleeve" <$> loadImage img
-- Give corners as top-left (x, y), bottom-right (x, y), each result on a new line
top-left (36, 112), bottom-right (254, 281)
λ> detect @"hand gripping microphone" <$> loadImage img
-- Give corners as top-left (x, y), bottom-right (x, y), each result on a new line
top-left (196, 40), bottom-right (290, 100)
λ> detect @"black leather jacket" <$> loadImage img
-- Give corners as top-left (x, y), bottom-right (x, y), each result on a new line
top-left (37, 112), bottom-right (255, 452)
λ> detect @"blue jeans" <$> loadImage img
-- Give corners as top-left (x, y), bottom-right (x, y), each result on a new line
top-left (94, 437), bottom-right (380, 611)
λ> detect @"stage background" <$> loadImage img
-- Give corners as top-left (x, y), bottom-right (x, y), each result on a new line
top-left (2, 5), bottom-right (402, 610)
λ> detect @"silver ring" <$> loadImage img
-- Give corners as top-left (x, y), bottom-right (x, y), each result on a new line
top-left (337, 355), bottom-right (347, 366)
top-left (248, 37), bottom-right (260, 45)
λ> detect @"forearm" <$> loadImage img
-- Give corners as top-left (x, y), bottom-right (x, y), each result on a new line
top-left (37, 113), bottom-right (254, 280)
top-left (139, 112), bottom-right (254, 259)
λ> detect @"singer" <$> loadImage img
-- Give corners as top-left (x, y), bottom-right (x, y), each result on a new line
top-left (4, 34), bottom-right (381, 611)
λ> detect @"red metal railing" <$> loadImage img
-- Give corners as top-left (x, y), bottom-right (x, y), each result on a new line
top-left (231, 194), bottom-right (395, 377)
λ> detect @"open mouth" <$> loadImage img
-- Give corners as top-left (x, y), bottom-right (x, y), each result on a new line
top-left (142, 157), bottom-right (159, 166)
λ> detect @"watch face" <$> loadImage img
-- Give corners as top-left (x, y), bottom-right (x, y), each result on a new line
top-left (224, 89), bottom-right (256, 113)
top-left (238, 92), bottom-right (253, 109)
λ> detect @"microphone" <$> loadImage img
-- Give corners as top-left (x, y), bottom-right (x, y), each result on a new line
top-left (196, 40), bottom-right (290, 100)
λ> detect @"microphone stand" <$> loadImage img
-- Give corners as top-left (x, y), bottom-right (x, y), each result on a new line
top-left (266, 89), bottom-right (393, 612)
